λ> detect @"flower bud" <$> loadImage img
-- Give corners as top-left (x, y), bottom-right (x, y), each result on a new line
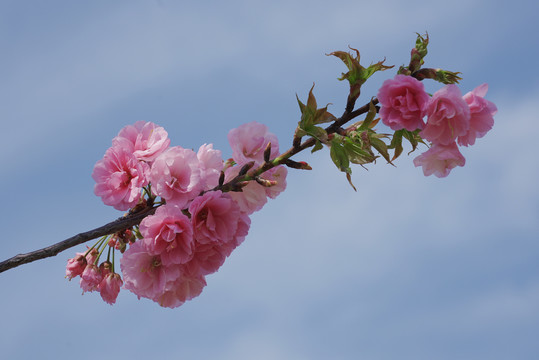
top-left (283, 159), bottom-right (312, 170)
top-left (65, 254), bottom-right (87, 280)
top-left (263, 142), bottom-right (272, 163)
top-left (238, 161), bottom-right (256, 176)
top-left (255, 176), bottom-right (277, 187)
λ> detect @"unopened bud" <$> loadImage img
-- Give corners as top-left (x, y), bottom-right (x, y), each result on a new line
top-left (264, 142), bottom-right (272, 163)
top-left (223, 158), bottom-right (235, 171)
top-left (218, 171), bottom-right (225, 186)
top-left (284, 159), bottom-right (312, 170)
top-left (99, 261), bottom-right (112, 277)
top-left (255, 176), bottom-right (277, 187)
top-left (231, 181), bottom-right (250, 192)
top-left (293, 136), bottom-right (301, 148)
top-left (413, 68), bottom-right (462, 84)
top-left (239, 161), bottom-right (255, 176)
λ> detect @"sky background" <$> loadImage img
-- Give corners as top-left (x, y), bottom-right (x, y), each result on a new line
top-left (1, 1), bottom-right (538, 359)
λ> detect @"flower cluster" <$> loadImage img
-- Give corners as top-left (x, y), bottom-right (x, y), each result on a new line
top-left (67, 121), bottom-right (287, 307)
top-left (377, 75), bottom-right (497, 177)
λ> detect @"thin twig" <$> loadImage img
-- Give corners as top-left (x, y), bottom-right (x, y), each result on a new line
top-left (0, 205), bottom-right (158, 273)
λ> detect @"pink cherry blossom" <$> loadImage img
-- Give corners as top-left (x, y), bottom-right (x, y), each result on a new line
top-left (186, 207), bottom-right (250, 276)
top-left (98, 273), bottom-right (123, 305)
top-left (85, 248), bottom-right (99, 265)
top-left (197, 144), bottom-right (223, 190)
top-left (80, 263), bottom-right (103, 293)
top-left (458, 84), bottom-right (497, 146)
top-left (149, 146), bottom-right (202, 208)
top-left (421, 84), bottom-right (470, 145)
top-left (377, 74), bottom-right (430, 131)
top-left (66, 253), bottom-right (87, 280)
top-left (120, 241), bottom-right (181, 300)
top-left (99, 261), bottom-right (112, 278)
top-left (92, 146), bottom-right (149, 211)
top-left (186, 243), bottom-right (232, 276)
top-left (154, 270), bottom-right (207, 308)
top-left (139, 205), bottom-right (194, 266)
top-left (228, 122), bottom-right (279, 165)
top-left (189, 191), bottom-right (246, 245)
top-left (112, 121), bottom-right (170, 163)
top-left (413, 142), bottom-right (466, 178)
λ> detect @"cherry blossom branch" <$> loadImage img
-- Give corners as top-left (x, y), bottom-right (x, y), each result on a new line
top-left (0, 98), bottom-right (375, 274)
top-left (0, 205), bottom-right (158, 273)
top-left (0, 35), bottom-right (473, 276)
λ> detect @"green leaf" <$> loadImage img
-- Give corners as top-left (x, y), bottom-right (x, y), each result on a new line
top-left (296, 85), bottom-right (336, 132)
top-left (369, 136), bottom-right (393, 165)
top-left (356, 101), bottom-right (378, 131)
top-left (330, 138), bottom-right (357, 191)
top-left (388, 130), bottom-right (404, 161)
top-left (303, 124), bottom-right (328, 142)
top-left (401, 129), bottom-right (426, 154)
top-left (329, 48), bottom-right (393, 104)
top-left (363, 58), bottom-right (393, 79)
top-left (311, 140), bottom-right (323, 153)
top-left (296, 93), bottom-right (306, 114)
top-left (330, 138), bottom-right (350, 173)
top-left (343, 137), bottom-right (377, 165)
top-left (346, 172), bottom-right (357, 192)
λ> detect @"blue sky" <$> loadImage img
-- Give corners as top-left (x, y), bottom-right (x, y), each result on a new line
top-left (1, 1), bottom-right (538, 359)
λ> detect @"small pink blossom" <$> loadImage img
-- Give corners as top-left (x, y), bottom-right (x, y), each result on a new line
top-left (139, 205), bottom-right (194, 266)
top-left (228, 122), bottom-right (279, 165)
top-left (149, 146), bottom-right (202, 208)
top-left (197, 144), bottom-right (223, 190)
top-left (112, 121), bottom-right (170, 163)
top-left (80, 263), bottom-right (103, 293)
top-left (378, 74), bottom-right (431, 131)
top-left (85, 248), bottom-right (99, 264)
top-left (120, 241), bottom-right (181, 300)
top-left (421, 84), bottom-right (470, 145)
top-left (413, 142), bottom-right (466, 178)
top-left (99, 261), bottom-right (112, 278)
top-left (66, 253), bottom-right (87, 280)
top-left (458, 84), bottom-right (497, 146)
top-left (92, 146), bottom-right (149, 211)
top-left (98, 273), bottom-right (123, 305)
